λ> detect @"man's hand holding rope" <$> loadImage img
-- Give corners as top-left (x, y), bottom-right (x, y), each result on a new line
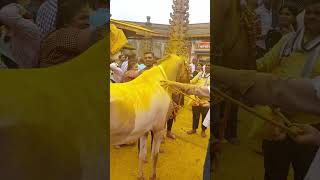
top-left (160, 80), bottom-right (210, 98)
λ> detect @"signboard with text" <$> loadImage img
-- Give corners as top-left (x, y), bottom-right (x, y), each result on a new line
top-left (196, 42), bottom-right (210, 50)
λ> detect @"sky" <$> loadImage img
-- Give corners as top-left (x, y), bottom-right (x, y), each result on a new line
top-left (110, 0), bottom-right (210, 24)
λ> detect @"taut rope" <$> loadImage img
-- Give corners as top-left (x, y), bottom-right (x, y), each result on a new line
top-left (211, 87), bottom-right (303, 136)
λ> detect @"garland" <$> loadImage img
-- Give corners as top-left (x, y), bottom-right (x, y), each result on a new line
top-left (240, 7), bottom-right (259, 58)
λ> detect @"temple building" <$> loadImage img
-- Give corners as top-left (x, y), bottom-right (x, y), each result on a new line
top-left (111, 16), bottom-right (210, 64)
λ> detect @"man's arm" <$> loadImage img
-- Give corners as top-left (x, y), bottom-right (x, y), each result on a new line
top-left (110, 63), bottom-right (123, 76)
top-left (213, 65), bottom-right (320, 115)
top-left (161, 80), bottom-right (210, 97)
top-left (256, 34), bottom-right (290, 72)
top-left (0, 4), bottom-right (40, 40)
top-left (190, 71), bottom-right (201, 84)
top-left (293, 125), bottom-right (320, 146)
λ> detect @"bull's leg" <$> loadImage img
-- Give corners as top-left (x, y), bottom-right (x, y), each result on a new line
top-left (138, 132), bottom-right (149, 163)
top-left (150, 131), bottom-right (162, 180)
top-left (143, 132), bottom-right (148, 163)
top-left (138, 134), bottom-right (148, 180)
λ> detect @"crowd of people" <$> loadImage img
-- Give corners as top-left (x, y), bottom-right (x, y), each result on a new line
top-left (213, 0), bottom-right (317, 144)
top-left (160, 2), bottom-right (320, 180)
top-left (212, 0), bottom-right (306, 147)
top-left (0, 0), bottom-right (107, 69)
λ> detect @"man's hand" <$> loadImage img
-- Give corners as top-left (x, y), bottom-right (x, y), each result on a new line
top-left (259, 114), bottom-right (288, 141)
top-left (270, 125), bottom-right (287, 141)
top-left (172, 104), bottom-right (181, 117)
top-left (160, 80), bottom-right (178, 88)
top-left (22, 11), bottom-right (33, 20)
top-left (292, 125), bottom-right (320, 146)
top-left (199, 100), bottom-right (210, 107)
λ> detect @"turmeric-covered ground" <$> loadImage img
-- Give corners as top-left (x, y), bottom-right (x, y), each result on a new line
top-left (110, 102), bottom-right (209, 180)
top-left (213, 109), bottom-right (294, 180)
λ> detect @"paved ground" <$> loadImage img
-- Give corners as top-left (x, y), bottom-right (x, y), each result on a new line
top-left (110, 102), bottom-right (209, 180)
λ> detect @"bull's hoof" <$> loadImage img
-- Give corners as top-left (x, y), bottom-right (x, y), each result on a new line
top-left (137, 176), bottom-right (145, 180)
top-left (143, 158), bottom-right (148, 163)
top-left (149, 174), bottom-right (156, 180)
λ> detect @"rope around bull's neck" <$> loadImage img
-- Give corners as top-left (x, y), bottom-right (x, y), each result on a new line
top-left (169, 86), bottom-right (202, 103)
top-left (158, 65), bottom-right (203, 107)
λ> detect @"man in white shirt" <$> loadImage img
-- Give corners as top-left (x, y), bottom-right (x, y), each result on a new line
top-left (189, 58), bottom-right (197, 74)
top-left (120, 50), bottom-right (138, 72)
top-left (255, 0), bottom-right (273, 57)
top-left (120, 56), bottom-right (128, 72)
top-left (110, 54), bottom-right (126, 83)
top-left (203, 64), bottom-right (210, 86)
top-left (110, 62), bottom-right (123, 83)
top-left (187, 63), bottom-right (210, 137)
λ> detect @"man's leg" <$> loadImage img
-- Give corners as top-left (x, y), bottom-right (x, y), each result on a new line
top-left (200, 106), bottom-right (210, 137)
top-left (211, 107), bottom-right (219, 173)
top-left (167, 118), bottom-right (174, 131)
top-left (216, 102), bottom-right (227, 143)
top-left (262, 139), bottom-right (292, 180)
top-left (213, 102), bottom-right (224, 140)
top-left (187, 106), bottom-right (200, 134)
top-left (166, 118), bottom-right (176, 139)
top-left (292, 138), bottom-right (318, 180)
top-left (193, 106), bottom-right (201, 130)
top-left (151, 131), bottom-right (154, 150)
top-left (225, 103), bottom-right (239, 145)
top-left (203, 141), bottom-right (210, 180)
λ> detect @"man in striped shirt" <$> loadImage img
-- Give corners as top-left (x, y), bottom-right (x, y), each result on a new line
top-left (36, 0), bottom-right (57, 40)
